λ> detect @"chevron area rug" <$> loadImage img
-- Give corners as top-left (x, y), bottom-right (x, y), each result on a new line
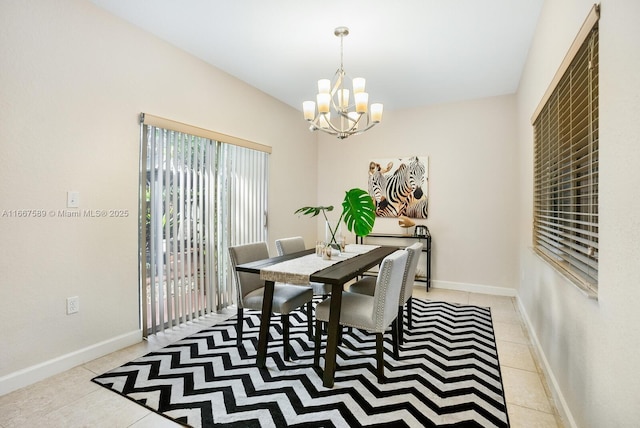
top-left (92, 299), bottom-right (509, 427)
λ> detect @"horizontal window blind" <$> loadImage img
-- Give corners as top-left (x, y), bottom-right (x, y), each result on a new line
top-left (532, 8), bottom-right (599, 295)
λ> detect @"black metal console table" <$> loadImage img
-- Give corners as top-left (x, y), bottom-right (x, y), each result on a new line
top-left (356, 230), bottom-right (431, 290)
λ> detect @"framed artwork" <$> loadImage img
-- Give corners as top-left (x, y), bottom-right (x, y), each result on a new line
top-left (367, 155), bottom-right (428, 219)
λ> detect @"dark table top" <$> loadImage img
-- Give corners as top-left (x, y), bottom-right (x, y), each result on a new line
top-left (235, 246), bottom-right (398, 285)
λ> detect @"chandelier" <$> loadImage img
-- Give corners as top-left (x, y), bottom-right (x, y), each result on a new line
top-left (302, 27), bottom-right (383, 139)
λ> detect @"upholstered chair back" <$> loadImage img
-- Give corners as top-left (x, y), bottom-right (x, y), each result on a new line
top-left (372, 250), bottom-right (408, 332)
top-left (275, 236), bottom-right (305, 256)
top-left (228, 242), bottom-right (270, 308)
top-left (400, 242), bottom-right (423, 304)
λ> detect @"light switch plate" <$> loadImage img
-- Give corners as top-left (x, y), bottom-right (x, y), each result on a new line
top-left (67, 191), bottom-right (80, 208)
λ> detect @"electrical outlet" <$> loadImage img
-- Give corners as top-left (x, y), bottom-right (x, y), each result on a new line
top-left (66, 296), bottom-right (79, 314)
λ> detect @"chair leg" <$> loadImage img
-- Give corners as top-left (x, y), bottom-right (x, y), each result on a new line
top-left (407, 297), bottom-right (413, 329)
top-left (376, 333), bottom-right (385, 383)
top-left (314, 320), bottom-right (322, 367)
top-left (397, 305), bottom-right (404, 345)
top-left (236, 307), bottom-right (243, 348)
top-left (391, 319), bottom-right (399, 360)
top-left (282, 314), bottom-right (291, 361)
top-left (306, 301), bottom-right (313, 341)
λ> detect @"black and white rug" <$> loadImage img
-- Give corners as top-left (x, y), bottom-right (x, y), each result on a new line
top-left (92, 299), bottom-right (509, 427)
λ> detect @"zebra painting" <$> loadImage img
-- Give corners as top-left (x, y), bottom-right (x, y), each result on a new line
top-left (367, 156), bottom-right (428, 218)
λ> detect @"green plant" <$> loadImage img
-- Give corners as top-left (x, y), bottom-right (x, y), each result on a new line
top-left (295, 188), bottom-right (376, 246)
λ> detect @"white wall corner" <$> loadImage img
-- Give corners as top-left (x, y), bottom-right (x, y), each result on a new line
top-left (0, 330), bottom-right (142, 396)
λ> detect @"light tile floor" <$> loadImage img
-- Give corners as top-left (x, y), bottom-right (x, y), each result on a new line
top-left (414, 287), bottom-right (564, 428)
top-left (0, 288), bottom-right (564, 427)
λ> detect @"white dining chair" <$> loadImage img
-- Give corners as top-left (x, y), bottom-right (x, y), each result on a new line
top-left (275, 236), bottom-right (332, 297)
top-left (348, 242), bottom-right (423, 344)
top-left (228, 242), bottom-right (313, 361)
top-left (314, 249), bottom-right (408, 383)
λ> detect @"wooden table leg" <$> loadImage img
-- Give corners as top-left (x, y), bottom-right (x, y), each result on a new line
top-left (322, 282), bottom-right (343, 388)
top-left (256, 280), bottom-right (274, 368)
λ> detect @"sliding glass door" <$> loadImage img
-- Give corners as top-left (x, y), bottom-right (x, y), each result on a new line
top-left (140, 118), bottom-right (268, 336)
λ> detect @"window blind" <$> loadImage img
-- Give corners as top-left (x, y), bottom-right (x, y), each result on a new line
top-left (140, 116), bottom-right (269, 335)
top-left (140, 113), bottom-right (272, 154)
top-left (532, 8), bottom-right (599, 295)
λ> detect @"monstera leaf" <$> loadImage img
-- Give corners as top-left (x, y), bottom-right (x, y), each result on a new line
top-left (294, 205), bottom-right (334, 217)
top-left (295, 188), bottom-right (375, 245)
top-left (341, 188), bottom-right (375, 237)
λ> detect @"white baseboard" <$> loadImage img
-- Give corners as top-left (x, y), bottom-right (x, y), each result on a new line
top-left (430, 281), bottom-right (574, 426)
top-left (0, 330), bottom-right (142, 396)
top-left (515, 297), bottom-right (577, 428)
top-left (430, 279), bottom-right (518, 297)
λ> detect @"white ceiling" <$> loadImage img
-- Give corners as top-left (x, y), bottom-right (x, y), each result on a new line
top-left (90, 0), bottom-right (543, 112)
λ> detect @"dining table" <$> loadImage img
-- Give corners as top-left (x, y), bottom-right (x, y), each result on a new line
top-left (234, 243), bottom-right (398, 388)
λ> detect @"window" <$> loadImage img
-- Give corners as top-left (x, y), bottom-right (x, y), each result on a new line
top-left (140, 114), bottom-right (270, 335)
top-left (532, 6), bottom-right (599, 296)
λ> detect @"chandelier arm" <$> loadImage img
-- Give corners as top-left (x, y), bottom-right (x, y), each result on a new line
top-left (319, 114), bottom-right (352, 134)
top-left (337, 110), bottom-right (365, 132)
top-left (308, 115), bottom-right (329, 132)
top-left (353, 121), bottom-right (379, 135)
top-left (311, 119), bottom-right (380, 139)
top-left (307, 117), bottom-right (338, 136)
top-left (336, 111), bottom-right (363, 131)
top-left (336, 110), bottom-right (362, 121)
top-left (330, 69), bottom-right (345, 97)
top-left (329, 99), bottom-right (343, 115)
top-left (312, 127), bottom-right (339, 137)
top-left (336, 114), bottom-right (376, 135)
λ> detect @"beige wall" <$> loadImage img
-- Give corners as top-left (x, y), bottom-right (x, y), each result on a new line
top-left (0, 0), bottom-right (318, 392)
top-left (516, 0), bottom-right (640, 426)
top-left (4, 1), bottom-right (639, 424)
top-left (315, 95), bottom-right (520, 294)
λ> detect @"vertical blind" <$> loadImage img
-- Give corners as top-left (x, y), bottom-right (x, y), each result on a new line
top-left (216, 143), bottom-right (270, 310)
top-left (140, 114), bottom-right (269, 335)
top-left (532, 8), bottom-right (599, 294)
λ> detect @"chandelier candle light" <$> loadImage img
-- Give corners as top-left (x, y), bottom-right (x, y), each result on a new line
top-left (303, 27), bottom-right (383, 139)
